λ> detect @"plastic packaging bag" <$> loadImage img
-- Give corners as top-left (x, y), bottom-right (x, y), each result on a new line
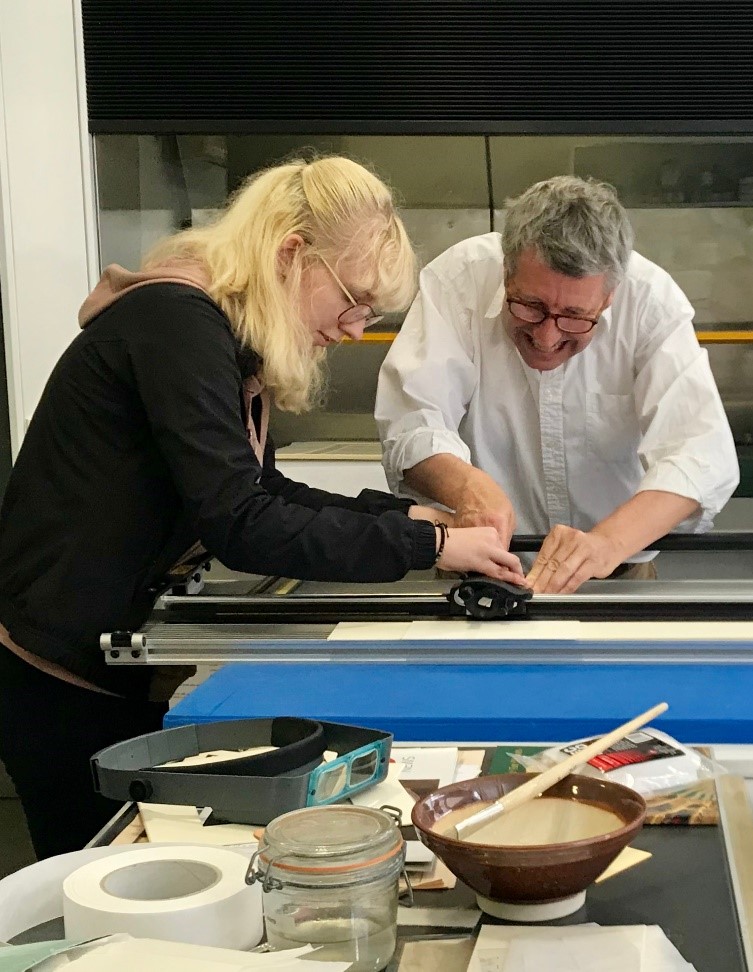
top-left (511, 728), bottom-right (726, 798)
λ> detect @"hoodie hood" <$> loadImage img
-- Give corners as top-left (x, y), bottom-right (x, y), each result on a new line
top-left (78, 262), bottom-right (212, 328)
top-left (79, 262), bottom-right (269, 465)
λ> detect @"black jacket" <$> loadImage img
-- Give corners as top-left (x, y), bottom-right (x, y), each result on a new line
top-left (0, 284), bottom-right (436, 697)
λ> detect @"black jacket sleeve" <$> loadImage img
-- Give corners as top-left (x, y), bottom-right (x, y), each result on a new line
top-left (126, 290), bottom-right (437, 581)
top-left (260, 436), bottom-right (416, 515)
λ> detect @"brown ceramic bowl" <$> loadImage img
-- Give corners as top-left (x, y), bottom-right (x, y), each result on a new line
top-left (412, 773), bottom-right (646, 912)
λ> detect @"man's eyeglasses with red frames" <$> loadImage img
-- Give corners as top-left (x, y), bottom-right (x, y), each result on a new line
top-left (320, 255), bottom-right (384, 328)
top-left (507, 298), bottom-right (600, 335)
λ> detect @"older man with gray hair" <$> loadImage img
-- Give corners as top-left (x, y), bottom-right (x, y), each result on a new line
top-left (376, 176), bottom-right (739, 594)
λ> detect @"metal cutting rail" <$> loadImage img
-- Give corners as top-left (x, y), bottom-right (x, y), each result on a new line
top-left (101, 578), bottom-right (753, 667)
top-left (101, 532), bottom-right (753, 667)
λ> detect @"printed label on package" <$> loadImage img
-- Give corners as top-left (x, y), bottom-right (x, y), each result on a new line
top-left (559, 731), bottom-right (685, 773)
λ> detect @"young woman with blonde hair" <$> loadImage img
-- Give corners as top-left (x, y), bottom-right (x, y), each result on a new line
top-left (0, 156), bottom-right (524, 859)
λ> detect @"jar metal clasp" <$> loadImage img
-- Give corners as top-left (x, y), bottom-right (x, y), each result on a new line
top-left (378, 805), bottom-right (414, 908)
top-left (245, 848), bottom-right (293, 892)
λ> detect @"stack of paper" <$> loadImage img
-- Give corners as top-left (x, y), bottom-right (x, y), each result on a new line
top-left (396, 748), bottom-right (477, 891)
top-left (350, 746), bottom-right (485, 891)
top-left (466, 923), bottom-right (697, 972)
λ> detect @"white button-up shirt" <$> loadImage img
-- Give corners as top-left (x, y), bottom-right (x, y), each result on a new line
top-left (376, 233), bottom-right (739, 553)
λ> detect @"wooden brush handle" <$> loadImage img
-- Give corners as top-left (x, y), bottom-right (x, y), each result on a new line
top-left (455, 701), bottom-right (668, 838)
top-left (500, 702), bottom-right (668, 813)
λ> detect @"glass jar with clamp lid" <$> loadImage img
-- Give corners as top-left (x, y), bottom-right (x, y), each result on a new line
top-left (247, 805), bottom-right (405, 972)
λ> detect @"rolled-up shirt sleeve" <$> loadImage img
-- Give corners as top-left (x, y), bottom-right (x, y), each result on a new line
top-left (633, 278), bottom-right (739, 530)
top-left (376, 269), bottom-right (477, 495)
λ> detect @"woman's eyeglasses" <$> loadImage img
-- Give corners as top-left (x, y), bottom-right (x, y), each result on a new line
top-left (319, 255), bottom-right (384, 328)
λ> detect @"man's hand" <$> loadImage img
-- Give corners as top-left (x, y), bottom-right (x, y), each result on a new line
top-left (404, 455), bottom-right (516, 546)
top-left (454, 506), bottom-right (516, 547)
top-left (526, 525), bottom-right (623, 594)
top-left (527, 492), bottom-right (701, 593)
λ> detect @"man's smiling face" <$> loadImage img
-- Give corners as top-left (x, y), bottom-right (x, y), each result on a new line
top-left (503, 248), bottom-right (613, 371)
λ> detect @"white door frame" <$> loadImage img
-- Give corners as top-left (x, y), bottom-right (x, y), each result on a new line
top-left (0, 0), bottom-right (97, 455)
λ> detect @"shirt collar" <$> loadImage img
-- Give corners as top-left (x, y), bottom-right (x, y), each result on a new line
top-left (484, 280), bottom-right (506, 319)
top-left (599, 303), bottom-right (614, 331)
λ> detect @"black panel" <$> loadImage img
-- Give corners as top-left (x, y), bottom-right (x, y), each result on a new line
top-left (82, 1), bottom-right (753, 134)
top-left (407, 828), bottom-right (747, 972)
top-left (569, 827), bottom-right (746, 972)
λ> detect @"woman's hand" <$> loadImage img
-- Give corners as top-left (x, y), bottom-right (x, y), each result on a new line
top-left (454, 506), bottom-right (516, 548)
top-left (408, 505), bottom-right (455, 527)
top-left (437, 526), bottom-right (529, 587)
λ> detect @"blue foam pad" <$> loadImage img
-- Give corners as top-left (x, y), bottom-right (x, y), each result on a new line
top-left (165, 660), bottom-right (753, 743)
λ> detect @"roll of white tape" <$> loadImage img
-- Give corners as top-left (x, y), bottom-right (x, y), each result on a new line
top-left (63, 844), bottom-right (262, 950)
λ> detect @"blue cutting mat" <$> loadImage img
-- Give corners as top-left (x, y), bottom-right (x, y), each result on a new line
top-left (165, 661), bottom-right (753, 743)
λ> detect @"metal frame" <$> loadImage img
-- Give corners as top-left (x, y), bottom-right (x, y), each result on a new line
top-left (717, 775), bottom-right (753, 971)
top-left (153, 583), bottom-right (753, 623)
top-left (102, 630), bottom-right (753, 667)
top-left (101, 531), bottom-right (753, 668)
top-left (102, 582), bottom-right (753, 667)
top-left (102, 576), bottom-right (753, 667)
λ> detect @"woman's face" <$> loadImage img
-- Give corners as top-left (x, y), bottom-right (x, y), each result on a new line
top-left (301, 261), bottom-right (367, 347)
top-left (280, 236), bottom-right (380, 347)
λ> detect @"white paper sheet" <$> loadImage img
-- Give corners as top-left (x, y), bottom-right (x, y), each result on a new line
top-left (466, 925), bottom-right (601, 972)
top-left (328, 619), bottom-right (753, 643)
top-left (138, 804), bottom-right (260, 848)
top-left (579, 621), bottom-right (753, 642)
top-left (396, 906), bottom-right (481, 929)
top-left (348, 762), bottom-right (417, 821)
top-left (454, 763), bottom-right (483, 783)
top-left (391, 747), bottom-right (458, 787)
top-left (640, 926), bottom-right (697, 971)
top-left (405, 621), bottom-right (582, 641)
top-left (397, 938), bottom-right (475, 972)
top-left (327, 622), bottom-right (413, 641)
top-left (328, 620), bottom-right (583, 642)
top-left (31, 936), bottom-right (352, 972)
top-left (403, 841), bottom-right (435, 865)
top-left (466, 924), bottom-right (697, 972)
top-left (502, 929), bottom-right (641, 972)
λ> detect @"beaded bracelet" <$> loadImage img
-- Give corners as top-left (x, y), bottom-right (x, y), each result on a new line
top-left (434, 521), bottom-right (449, 563)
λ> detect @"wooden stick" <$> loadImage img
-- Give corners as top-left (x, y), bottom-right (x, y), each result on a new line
top-left (453, 701), bottom-right (669, 840)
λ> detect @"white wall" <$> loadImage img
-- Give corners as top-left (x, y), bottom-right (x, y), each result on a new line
top-left (0, 0), bottom-right (96, 455)
top-left (276, 459), bottom-right (388, 494)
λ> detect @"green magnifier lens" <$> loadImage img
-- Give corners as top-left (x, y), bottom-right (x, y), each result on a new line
top-left (312, 762), bottom-right (349, 802)
top-left (350, 750), bottom-right (378, 786)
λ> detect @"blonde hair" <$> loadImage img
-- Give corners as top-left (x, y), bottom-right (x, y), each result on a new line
top-left (144, 156), bottom-right (417, 412)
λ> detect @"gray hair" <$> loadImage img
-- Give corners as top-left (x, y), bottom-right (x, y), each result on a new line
top-left (501, 176), bottom-right (634, 289)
